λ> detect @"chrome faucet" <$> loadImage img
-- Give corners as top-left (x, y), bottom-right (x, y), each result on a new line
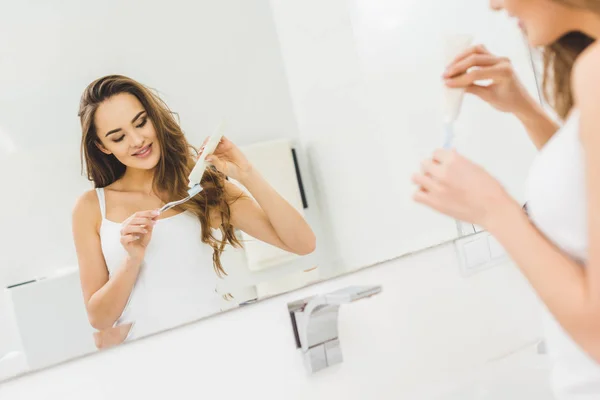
top-left (287, 285), bottom-right (382, 374)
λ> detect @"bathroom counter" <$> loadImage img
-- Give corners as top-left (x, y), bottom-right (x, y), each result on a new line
top-left (405, 342), bottom-right (554, 399)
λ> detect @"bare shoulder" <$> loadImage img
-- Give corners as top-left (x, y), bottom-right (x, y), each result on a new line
top-left (573, 42), bottom-right (600, 101)
top-left (72, 189), bottom-right (101, 229)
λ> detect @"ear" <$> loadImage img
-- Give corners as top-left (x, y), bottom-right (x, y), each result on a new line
top-left (95, 141), bottom-right (112, 155)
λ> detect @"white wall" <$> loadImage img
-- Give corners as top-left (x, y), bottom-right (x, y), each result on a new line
top-left (0, 244), bottom-right (544, 399)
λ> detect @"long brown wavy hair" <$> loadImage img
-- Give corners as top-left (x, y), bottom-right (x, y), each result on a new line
top-left (78, 75), bottom-right (242, 277)
top-left (541, 1), bottom-right (599, 118)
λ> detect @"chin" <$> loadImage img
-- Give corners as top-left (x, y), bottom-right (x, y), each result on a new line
top-left (132, 155), bottom-right (161, 170)
top-left (136, 161), bottom-right (160, 171)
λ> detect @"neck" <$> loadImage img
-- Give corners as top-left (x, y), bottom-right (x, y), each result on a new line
top-left (121, 167), bottom-right (155, 193)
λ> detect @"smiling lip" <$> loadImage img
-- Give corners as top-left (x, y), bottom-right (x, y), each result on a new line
top-left (133, 143), bottom-right (153, 158)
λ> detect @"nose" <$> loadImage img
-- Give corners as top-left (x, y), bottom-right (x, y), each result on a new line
top-left (129, 130), bottom-right (145, 148)
top-left (489, 0), bottom-right (504, 11)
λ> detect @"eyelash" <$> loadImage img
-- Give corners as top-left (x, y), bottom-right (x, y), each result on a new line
top-left (136, 118), bottom-right (147, 128)
top-left (113, 117), bottom-right (147, 143)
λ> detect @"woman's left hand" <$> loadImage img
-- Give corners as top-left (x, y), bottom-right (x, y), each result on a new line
top-left (411, 149), bottom-right (514, 229)
top-left (198, 136), bottom-right (253, 182)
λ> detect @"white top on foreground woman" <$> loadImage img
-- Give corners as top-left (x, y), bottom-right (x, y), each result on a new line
top-left (413, 1), bottom-right (600, 398)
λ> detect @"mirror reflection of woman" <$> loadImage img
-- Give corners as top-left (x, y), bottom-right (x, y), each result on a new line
top-left (72, 75), bottom-right (316, 347)
top-left (413, 0), bottom-right (600, 397)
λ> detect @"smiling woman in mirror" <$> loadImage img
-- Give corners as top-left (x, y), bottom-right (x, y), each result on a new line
top-left (71, 75), bottom-right (316, 348)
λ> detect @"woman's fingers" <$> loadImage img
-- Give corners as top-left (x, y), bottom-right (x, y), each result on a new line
top-left (421, 158), bottom-right (445, 178)
top-left (125, 217), bottom-right (155, 227)
top-left (444, 53), bottom-right (503, 78)
top-left (133, 210), bottom-right (160, 219)
top-left (444, 63), bottom-right (512, 88)
top-left (412, 186), bottom-right (444, 213)
top-left (122, 211), bottom-right (159, 228)
top-left (121, 225), bottom-right (149, 236)
top-left (412, 173), bottom-right (441, 193)
top-left (120, 234), bottom-right (141, 245)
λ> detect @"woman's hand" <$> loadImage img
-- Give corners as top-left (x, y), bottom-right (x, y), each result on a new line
top-left (93, 322), bottom-right (133, 350)
top-left (198, 136), bottom-right (253, 182)
top-left (411, 149), bottom-right (517, 229)
top-left (119, 210), bottom-right (158, 261)
top-left (444, 44), bottom-right (533, 115)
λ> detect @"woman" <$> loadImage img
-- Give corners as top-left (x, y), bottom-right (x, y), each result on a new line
top-left (412, 0), bottom-right (600, 397)
top-left (72, 75), bottom-right (316, 346)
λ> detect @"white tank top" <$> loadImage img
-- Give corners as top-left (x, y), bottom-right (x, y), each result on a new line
top-left (526, 109), bottom-right (600, 399)
top-left (95, 188), bottom-right (221, 341)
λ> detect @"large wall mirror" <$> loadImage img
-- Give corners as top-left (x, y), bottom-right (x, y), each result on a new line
top-left (0, 0), bottom-right (540, 381)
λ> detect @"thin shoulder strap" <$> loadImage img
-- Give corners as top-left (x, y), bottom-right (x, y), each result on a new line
top-left (95, 187), bottom-right (107, 219)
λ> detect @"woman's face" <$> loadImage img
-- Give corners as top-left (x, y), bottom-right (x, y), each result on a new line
top-left (490, 0), bottom-right (584, 46)
top-left (95, 93), bottom-right (161, 171)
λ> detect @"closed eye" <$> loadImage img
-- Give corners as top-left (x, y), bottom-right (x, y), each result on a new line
top-left (136, 117), bottom-right (147, 128)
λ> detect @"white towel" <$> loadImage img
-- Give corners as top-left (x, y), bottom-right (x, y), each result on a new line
top-left (238, 139), bottom-right (318, 297)
top-left (239, 139), bottom-right (305, 271)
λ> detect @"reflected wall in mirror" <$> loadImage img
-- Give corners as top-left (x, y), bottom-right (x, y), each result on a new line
top-left (0, 0), bottom-right (541, 383)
